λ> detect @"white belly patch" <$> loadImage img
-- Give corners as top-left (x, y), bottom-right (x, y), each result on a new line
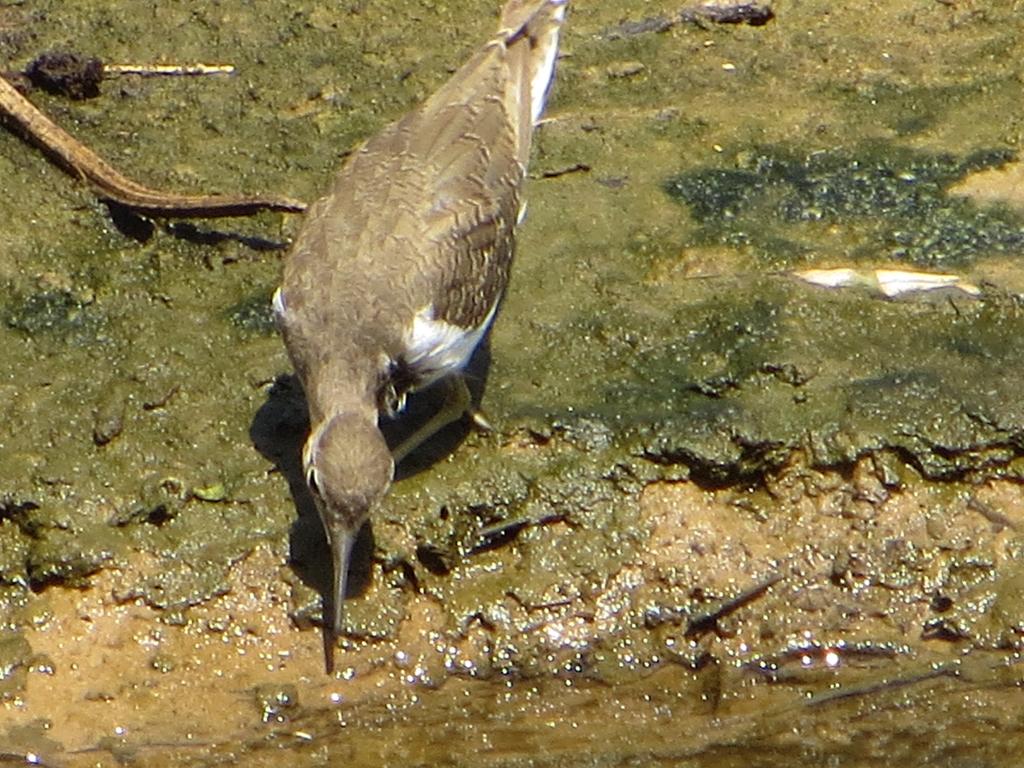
top-left (403, 303), bottom-right (497, 386)
top-left (272, 287), bottom-right (287, 321)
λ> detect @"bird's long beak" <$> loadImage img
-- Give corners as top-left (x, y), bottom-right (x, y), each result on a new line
top-left (325, 526), bottom-right (355, 675)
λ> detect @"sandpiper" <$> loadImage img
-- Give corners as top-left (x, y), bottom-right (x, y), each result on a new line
top-left (274, 0), bottom-right (566, 671)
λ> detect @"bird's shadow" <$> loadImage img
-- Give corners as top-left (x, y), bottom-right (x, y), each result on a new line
top-left (248, 341), bottom-right (492, 639)
top-left (106, 202), bottom-right (289, 252)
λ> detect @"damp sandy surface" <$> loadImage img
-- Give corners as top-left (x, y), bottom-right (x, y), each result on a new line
top-left (9, 470), bottom-right (1024, 767)
top-left (2, 0), bottom-right (1024, 765)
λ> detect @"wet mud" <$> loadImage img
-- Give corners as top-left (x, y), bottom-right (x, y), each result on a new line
top-left (2, 1), bottom-right (1024, 765)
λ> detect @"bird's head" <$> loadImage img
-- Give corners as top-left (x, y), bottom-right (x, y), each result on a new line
top-left (303, 411), bottom-right (393, 666)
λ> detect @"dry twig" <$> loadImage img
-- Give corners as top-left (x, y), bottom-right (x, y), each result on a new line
top-left (0, 72), bottom-right (306, 218)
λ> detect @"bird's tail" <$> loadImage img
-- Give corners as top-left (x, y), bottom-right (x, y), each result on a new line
top-left (498, 0), bottom-right (568, 127)
top-left (386, 0), bottom-right (567, 178)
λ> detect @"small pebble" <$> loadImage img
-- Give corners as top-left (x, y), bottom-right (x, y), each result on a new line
top-left (192, 482), bottom-right (227, 502)
top-left (254, 683), bottom-right (299, 724)
top-left (606, 61), bottom-right (645, 78)
top-left (92, 391), bottom-right (126, 446)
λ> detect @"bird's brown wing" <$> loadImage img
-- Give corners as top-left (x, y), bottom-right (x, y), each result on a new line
top-left (281, 0), bottom-right (565, 339)
top-left (343, 0), bottom-right (566, 330)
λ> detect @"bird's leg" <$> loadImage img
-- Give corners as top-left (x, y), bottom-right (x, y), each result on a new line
top-left (454, 378), bottom-right (496, 436)
top-left (391, 375), bottom-right (490, 464)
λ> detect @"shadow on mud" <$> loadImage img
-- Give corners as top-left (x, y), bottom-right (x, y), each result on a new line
top-left (247, 341), bottom-right (493, 641)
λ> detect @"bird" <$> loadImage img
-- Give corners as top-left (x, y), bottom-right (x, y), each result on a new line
top-left (273, 0), bottom-right (567, 672)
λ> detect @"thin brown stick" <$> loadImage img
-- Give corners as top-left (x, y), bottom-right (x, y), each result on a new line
top-left (0, 73), bottom-right (306, 218)
top-left (104, 63), bottom-right (237, 77)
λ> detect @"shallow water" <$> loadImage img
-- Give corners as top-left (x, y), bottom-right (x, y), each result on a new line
top-left (2, 1), bottom-right (1024, 765)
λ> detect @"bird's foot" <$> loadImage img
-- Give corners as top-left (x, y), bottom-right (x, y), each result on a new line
top-left (467, 407), bottom-right (494, 433)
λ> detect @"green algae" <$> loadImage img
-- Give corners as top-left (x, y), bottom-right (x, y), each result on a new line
top-left (226, 291), bottom-right (277, 336)
top-left (4, 289), bottom-right (106, 342)
top-left (665, 143), bottom-right (1024, 267)
top-left (2, 0), bottom-right (1024, 764)
top-left (369, 444), bottom-right (646, 644)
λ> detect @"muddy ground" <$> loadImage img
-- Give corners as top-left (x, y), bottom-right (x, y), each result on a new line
top-left (2, 1), bottom-right (1024, 765)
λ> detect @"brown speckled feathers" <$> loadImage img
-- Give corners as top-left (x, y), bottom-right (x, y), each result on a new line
top-left (278, 0), bottom-right (566, 415)
top-left (276, 0), bottom-right (566, 673)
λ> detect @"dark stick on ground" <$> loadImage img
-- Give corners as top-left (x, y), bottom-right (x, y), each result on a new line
top-left (0, 71), bottom-right (306, 218)
top-left (605, 2), bottom-right (775, 38)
